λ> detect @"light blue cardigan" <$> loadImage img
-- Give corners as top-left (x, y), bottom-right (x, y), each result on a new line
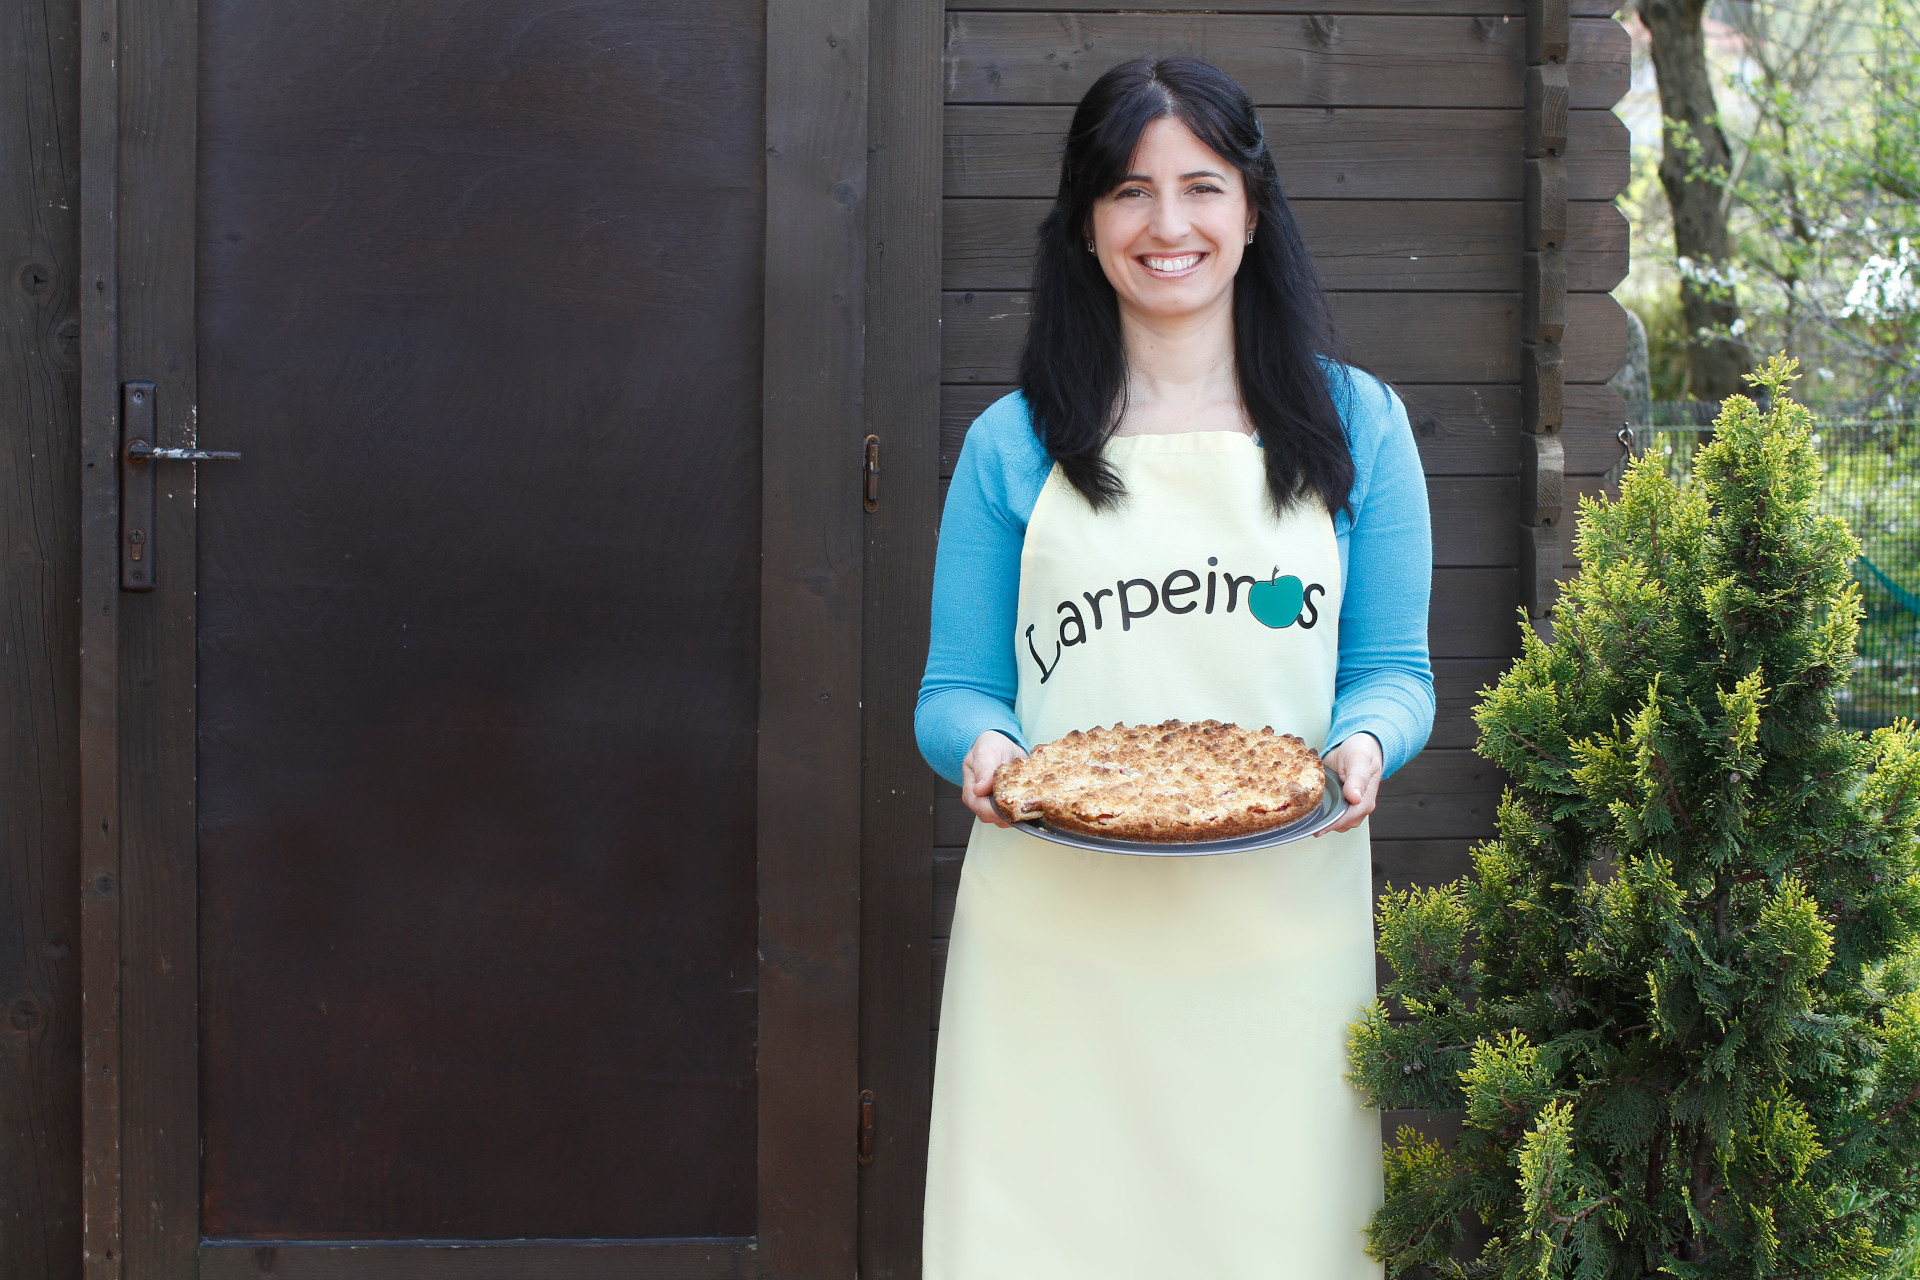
top-left (915, 363), bottom-right (1436, 787)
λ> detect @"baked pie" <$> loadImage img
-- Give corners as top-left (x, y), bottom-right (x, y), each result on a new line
top-left (991, 719), bottom-right (1326, 842)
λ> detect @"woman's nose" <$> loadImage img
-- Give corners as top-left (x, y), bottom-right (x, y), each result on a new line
top-left (1148, 196), bottom-right (1191, 243)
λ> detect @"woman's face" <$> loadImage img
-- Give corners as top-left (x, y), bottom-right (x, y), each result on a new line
top-left (1088, 116), bottom-right (1255, 324)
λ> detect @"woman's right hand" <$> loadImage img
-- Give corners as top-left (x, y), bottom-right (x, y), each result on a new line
top-left (960, 730), bottom-right (1028, 828)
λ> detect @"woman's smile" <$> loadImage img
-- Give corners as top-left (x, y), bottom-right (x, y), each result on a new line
top-left (1138, 252), bottom-right (1207, 278)
top-left (1088, 116), bottom-right (1252, 321)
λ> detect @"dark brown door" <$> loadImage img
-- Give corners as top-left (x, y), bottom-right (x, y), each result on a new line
top-left (193, 0), bottom-right (767, 1245)
top-left (78, 0), bottom-right (881, 1273)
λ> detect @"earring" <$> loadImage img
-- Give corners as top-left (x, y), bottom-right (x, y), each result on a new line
top-left (1246, 228), bottom-right (1255, 244)
top-left (1085, 239), bottom-right (1096, 253)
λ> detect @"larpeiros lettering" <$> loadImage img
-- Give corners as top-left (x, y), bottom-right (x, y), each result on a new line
top-left (1024, 557), bottom-right (1326, 683)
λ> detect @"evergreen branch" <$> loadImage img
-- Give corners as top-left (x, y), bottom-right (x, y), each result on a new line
top-left (1500, 726), bottom-right (1569, 771)
top-left (1650, 747), bottom-right (1700, 836)
top-left (1544, 1194), bottom-right (1619, 1227)
top-left (1874, 1077), bottom-right (1920, 1125)
top-left (1882, 772), bottom-right (1912, 828)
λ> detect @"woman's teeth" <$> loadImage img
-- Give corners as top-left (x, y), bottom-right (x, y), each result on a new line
top-left (1142, 254), bottom-right (1203, 273)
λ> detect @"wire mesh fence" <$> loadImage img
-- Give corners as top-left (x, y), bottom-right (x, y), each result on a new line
top-left (1607, 402), bottom-right (1920, 733)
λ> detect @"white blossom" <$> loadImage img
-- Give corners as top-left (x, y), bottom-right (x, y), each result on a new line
top-left (1676, 256), bottom-right (1749, 288)
top-left (1841, 237), bottom-right (1920, 319)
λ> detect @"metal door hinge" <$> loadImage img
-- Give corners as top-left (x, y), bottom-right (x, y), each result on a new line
top-left (857, 1088), bottom-right (875, 1165)
top-left (862, 435), bottom-right (880, 513)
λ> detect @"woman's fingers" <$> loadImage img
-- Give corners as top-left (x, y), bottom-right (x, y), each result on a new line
top-left (1318, 735), bottom-right (1382, 835)
top-left (961, 731), bottom-right (1025, 828)
top-left (962, 765), bottom-right (1012, 827)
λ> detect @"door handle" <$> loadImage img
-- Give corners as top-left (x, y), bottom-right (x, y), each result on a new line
top-left (121, 381), bottom-right (241, 591)
top-left (125, 440), bottom-right (241, 463)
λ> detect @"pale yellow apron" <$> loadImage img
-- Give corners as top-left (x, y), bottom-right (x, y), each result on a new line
top-left (923, 431), bottom-right (1383, 1279)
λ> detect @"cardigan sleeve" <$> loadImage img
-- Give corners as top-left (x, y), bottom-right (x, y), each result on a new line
top-left (914, 394), bottom-right (1054, 785)
top-left (1324, 369), bottom-right (1437, 778)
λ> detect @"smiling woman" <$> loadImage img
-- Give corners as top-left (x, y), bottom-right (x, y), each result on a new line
top-left (1020, 58), bottom-right (1358, 519)
top-left (916, 56), bottom-right (1435, 1280)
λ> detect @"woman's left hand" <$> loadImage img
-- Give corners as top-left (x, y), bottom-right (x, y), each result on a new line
top-left (1318, 733), bottom-right (1382, 834)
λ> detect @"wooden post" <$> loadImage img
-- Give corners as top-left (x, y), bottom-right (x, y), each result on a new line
top-left (857, 0), bottom-right (943, 1275)
top-left (761, 0), bottom-right (869, 1273)
top-left (77, 0), bottom-right (123, 1265)
top-left (1521, 0), bottom-right (1571, 622)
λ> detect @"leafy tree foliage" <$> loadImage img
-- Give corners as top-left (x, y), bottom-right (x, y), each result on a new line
top-left (1626, 0), bottom-right (1920, 402)
top-left (1348, 357), bottom-right (1920, 1276)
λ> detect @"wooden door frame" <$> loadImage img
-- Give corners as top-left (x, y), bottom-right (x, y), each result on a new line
top-left (852, 0), bottom-right (944, 1276)
top-left (74, 0), bottom-right (912, 1274)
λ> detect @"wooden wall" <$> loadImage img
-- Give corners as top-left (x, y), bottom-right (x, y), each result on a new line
top-left (1, 0), bottom-right (83, 1272)
top-left (927, 0), bottom-right (1634, 1122)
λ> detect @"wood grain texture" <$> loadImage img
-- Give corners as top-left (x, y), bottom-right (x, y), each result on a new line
top-left (116, 0), bottom-right (202, 1268)
top-left (1373, 749), bottom-right (1506, 840)
top-left (941, 290), bottom-right (1629, 386)
top-left (1430, 568), bottom-right (1526, 658)
top-left (198, 1241), bottom-right (757, 1280)
top-left (1428, 659), bottom-right (1510, 750)
top-left (943, 15), bottom-right (1627, 110)
top-left (945, 105), bottom-right (1629, 200)
top-left (940, 382), bottom-right (1632, 479)
top-left (760, 0), bottom-right (867, 1272)
top-left (944, 199), bottom-right (1627, 293)
top-left (1372, 839), bottom-right (1476, 897)
top-left (857, 0), bottom-right (943, 1274)
top-left (0, 0), bottom-right (83, 1273)
top-left (78, 0), bottom-right (123, 1260)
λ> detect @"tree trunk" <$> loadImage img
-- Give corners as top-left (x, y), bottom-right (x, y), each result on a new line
top-left (1639, 0), bottom-right (1753, 400)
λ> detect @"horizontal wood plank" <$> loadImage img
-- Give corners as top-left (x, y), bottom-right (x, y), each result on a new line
top-left (944, 15), bottom-right (1627, 110)
top-left (942, 290), bottom-right (1628, 386)
top-left (1430, 567), bottom-right (1525, 658)
top-left (1430, 658), bottom-right (1508, 750)
top-left (1431, 474), bottom-right (1608, 568)
top-left (1374, 747), bottom-right (1505, 840)
top-left (1431, 476), bottom-right (1522, 565)
top-left (1372, 838), bottom-right (1477, 899)
top-left (946, 106), bottom-right (1627, 201)
top-left (944, 199), bottom-right (1627, 293)
top-left (941, 382), bottom-right (1631, 478)
top-left (198, 1241), bottom-right (755, 1280)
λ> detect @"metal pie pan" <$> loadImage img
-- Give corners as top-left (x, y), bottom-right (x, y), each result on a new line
top-left (1007, 765), bottom-right (1350, 857)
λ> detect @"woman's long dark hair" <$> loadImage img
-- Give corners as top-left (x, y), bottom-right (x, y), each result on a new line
top-left (1020, 55), bottom-right (1357, 516)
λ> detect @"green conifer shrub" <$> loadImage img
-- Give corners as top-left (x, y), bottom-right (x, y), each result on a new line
top-left (1347, 356), bottom-right (1920, 1276)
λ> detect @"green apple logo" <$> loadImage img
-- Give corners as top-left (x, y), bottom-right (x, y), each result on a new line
top-left (1247, 568), bottom-right (1304, 629)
